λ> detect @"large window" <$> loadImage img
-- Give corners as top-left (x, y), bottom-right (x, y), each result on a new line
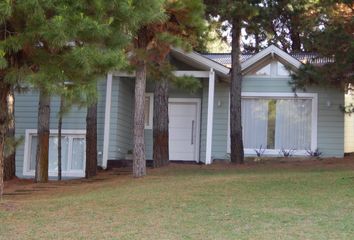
top-left (228, 93), bottom-right (317, 155)
top-left (24, 130), bottom-right (86, 177)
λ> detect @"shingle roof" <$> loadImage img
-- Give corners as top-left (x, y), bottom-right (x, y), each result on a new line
top-left (202, 52), bottom-right (333, 68)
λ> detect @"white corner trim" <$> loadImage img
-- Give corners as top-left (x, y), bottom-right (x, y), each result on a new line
top-left (205, 68), bottom-right (215, 164)
top-left (102, 73), bottom-right (113, 169)
top-left (144, 93), bottom-right (154, 129)
top-left (241, 45), bottom-right (302, 72)
top-left (226, 92), bottom-right (318, 154)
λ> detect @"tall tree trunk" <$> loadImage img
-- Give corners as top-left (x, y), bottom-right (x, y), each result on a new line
top-left (57, 96), bottom-right (64, 181)
top-left (86, 102), bottom-right (97, 178)
top-left (35, 90), bottom-right (50, 183)
top-left (290, 28), bottom-right (301, 52)
top-left (133, 27), bottom-right (148, 177)
top-left (153, 78), bottom-right (169, 168)
top-left (230, 17), bottom-right (244, 164)
top-left (4, 91), bottom-right (15, 181)
top-left (0, 86), bottom-right (9, 198)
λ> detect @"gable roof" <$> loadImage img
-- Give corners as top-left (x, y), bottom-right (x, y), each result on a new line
top-left (241, 45), bottom-right (302, 71)
top-left (203, 45), bottom-right (333, 69)
top-left (170, 45), bottom-right (333, 78)
top-left (170, 48), bottom-right (230, 77)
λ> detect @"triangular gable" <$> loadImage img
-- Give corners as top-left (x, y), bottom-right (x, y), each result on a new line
top-left (241, 45), bottom-right (302, 73)
top-left (170, 48), bottom-right (230, 77)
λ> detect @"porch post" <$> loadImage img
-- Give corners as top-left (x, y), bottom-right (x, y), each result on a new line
top-left (102, 73), bottom-right (113, 169)
top-left (205, 68), bottom-right (215, 164)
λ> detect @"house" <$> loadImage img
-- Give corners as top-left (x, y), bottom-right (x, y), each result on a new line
top-left (14, 45), bottom-right (349, 178)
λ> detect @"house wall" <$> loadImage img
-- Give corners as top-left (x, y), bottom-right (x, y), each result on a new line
top-left (14, 78), bottom-right (107, 178)
top-left (108, 77), bottom-right (135, 160)
top-left (344, 94), bottom-right (354, 153)
top-left (210, 76), bottom-right (344, 159)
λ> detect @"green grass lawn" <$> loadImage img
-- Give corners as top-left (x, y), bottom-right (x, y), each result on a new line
top-left (1, 162), bottom-right (354, 239)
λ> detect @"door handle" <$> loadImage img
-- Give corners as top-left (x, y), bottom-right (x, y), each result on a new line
top-left (191, 120), bottom-right (194, 145)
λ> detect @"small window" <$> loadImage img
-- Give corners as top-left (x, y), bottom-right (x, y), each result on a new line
top-left (277, 62), bottom-right (290, 76)
top-left (24, 130), bottom-right (86, 177)
top-left (254, 64), bottom-right (271, 76)
top-left (145, 93), bottom-right (153, 129)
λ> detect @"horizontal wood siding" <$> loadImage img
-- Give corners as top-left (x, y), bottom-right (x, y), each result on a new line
top-left (212, 76), bottom-right (344, 159)
top-left (199, 80), bottom-right (208, 163)
top-left (108, 77), bottom-right (119, 160)
top-left (15, 91), bottom-right (87, 178)
top-left (115, 78), bottom-right (134, 159)
top-left (96, 79), bottom-right (106, 166)
top-left (211, 81), bottom-right (229, 160)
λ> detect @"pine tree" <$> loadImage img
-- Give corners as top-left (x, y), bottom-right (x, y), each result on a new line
top-left (259, 0), bottom-right (319, 53)
top-left (130, 0), bottom-right (167, 177)
top-left (150, 0), bottom-right (206, 168)
top-left (204, 0), bottom-right (260, 164)
top-left (290, 1), bottom-right (353, 89)
top-left (0, 1), bottom-right (152, 189)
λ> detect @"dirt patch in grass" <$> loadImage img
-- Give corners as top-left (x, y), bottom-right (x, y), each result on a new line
top-left (3, 157), bottom-right (354, 197)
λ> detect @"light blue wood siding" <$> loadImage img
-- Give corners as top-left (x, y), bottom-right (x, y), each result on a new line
top-left (211, 81), bottom-right (229, 160)
top-left (15, 78), bottom-right (107, 178)
top-left (115, 77), bottom-right (134, 159)
top-left (97, 79), bottom-right (107, 166)
top-left (106, 77), bottom-right (135, 160)
top-left (211, 76), bottom-right (344, 159)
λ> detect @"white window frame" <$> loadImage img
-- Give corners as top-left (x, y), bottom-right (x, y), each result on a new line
top-left (245, 60), bottom-right (292, 78)
top-left (23, 129), bottom-right (86, 177)
top-left (145, 93), bottom-right (154, 129)
top-left (227, 92), bottom-right (318, 156)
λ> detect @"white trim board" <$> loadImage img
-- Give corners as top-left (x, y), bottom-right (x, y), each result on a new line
top-left (22, 129), bottom-right (86, 178)
top-left (241, 45), bottom-right (302, 72)
top-left (112, 70), bottom-right (213, 79)
top-left (226, 92), bottom-right (318, 155)
top-left (102, 73), bottom-right (113, 169)
top-left (144, 93), bottom-right (154, 129)
top-left (205, 69), bottom-right (215, 164)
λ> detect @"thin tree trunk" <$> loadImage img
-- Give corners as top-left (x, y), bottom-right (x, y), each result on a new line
top-left (4, 91), bottom-right (15, 181)
top-left (57, 96), bottom-right (64, 181)
top-left (0, 87), bottom-right (9, 198)
top-left (230, 17), bottom-right (244, 164)
top-left (290, 16), bottom-right (301, 52)
top-left (133, 27), bottom-right (148, 177)
top-left (35, 90), bottom-right (50, 183)
top-left (153, 78), bottom-right (169, 168)
top-left (86, 102), bottom-right (97, 178)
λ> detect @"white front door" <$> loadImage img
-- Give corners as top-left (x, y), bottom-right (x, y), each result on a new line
top-left (169, 100), bottom-right (200, 161)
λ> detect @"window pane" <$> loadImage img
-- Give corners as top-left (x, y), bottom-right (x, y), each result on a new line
top-left (29, 136), bottom-right (69, 171)
top-left (71, 138), bottom-right (85, 170)
top-left (275, 99), bottom-right (312, 149)
top-left (145, 96), bottom-right (150, 126)
top-left (48, 136), bottom-right (69, 171)
top-left (242, 99), bottom-right (269, 149)
top-left (29, 136), bottom-right (38, 170)
top-left (277, 62), bottom-right (290, 76)
top-left (255, 64), bottom-right (271, 76)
